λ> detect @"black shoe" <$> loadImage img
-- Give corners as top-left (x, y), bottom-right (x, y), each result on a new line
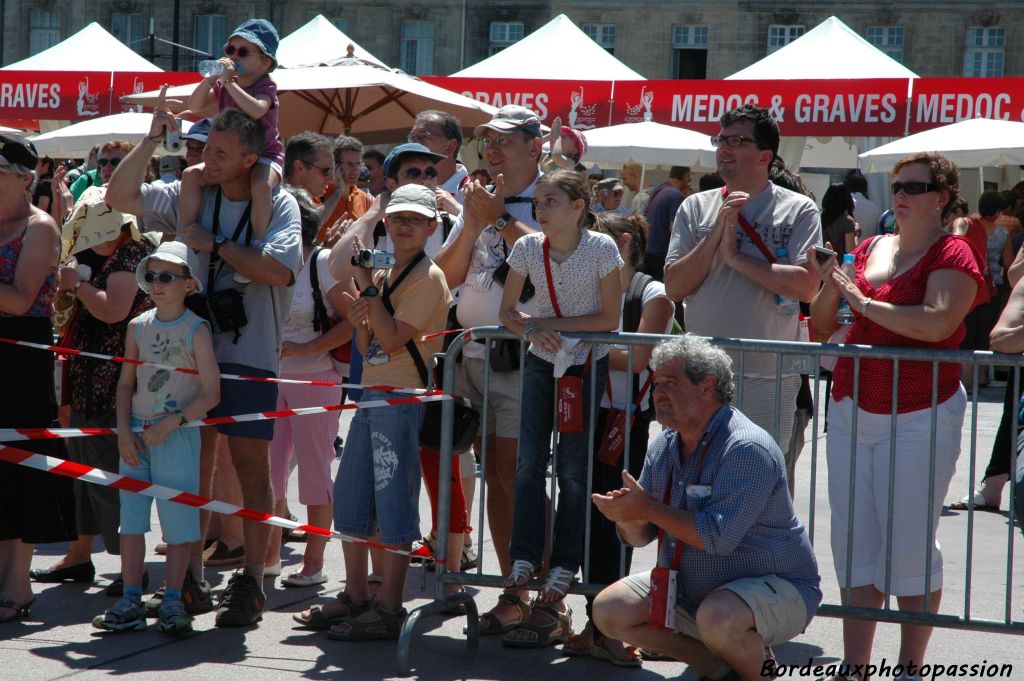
top-left (105, 570), bottom-right (150, 597)
top-left (30, 561), bottom-right (95, 583)
top-left (214, 571), bottom-right (265, 627)
top-left (145, 570), bottom-right (213, 617)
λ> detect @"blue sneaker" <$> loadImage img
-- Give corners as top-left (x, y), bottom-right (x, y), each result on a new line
top-left (93, 596), bottom-right (147, 632)
top-left (158, 599), bottom-right (193, 635)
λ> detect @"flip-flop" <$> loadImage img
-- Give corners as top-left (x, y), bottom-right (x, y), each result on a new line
top-left (949, 491), bottom-right (999, 511)
top-left (562, 620), bottom-right (595, 657)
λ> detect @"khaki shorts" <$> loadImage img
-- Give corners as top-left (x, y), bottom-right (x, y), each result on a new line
top-left (456, 356), bottom-right (522, 439)
top-left (622, 571), bottom-right (809, 647)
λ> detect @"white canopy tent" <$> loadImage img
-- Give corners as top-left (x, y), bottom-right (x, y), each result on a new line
top-left (452, 14), bottom-right (644, 80)
top-left (31, 112), bottom-right (192, 158)
top-left (2, 22), bottom-right (162, 72)
top-left (553, 121), bottom-right (716, 170)
top-left (277, 15), bottom-right (386, 69)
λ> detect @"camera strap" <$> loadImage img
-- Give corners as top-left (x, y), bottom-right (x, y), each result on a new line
top-left (209, 188), bottom-right (253, 344)
top-left (380, 250), bottom-right (431, 388)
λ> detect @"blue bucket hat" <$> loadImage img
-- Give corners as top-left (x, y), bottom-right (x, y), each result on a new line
top-left (229, 19), bottom-right (279, 70)
top-left (383, 143), bottom-right (446, 178)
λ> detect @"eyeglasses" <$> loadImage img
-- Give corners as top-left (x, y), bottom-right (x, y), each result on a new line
top-left (97, 157), bottom-right (123, 168)
top-left (302, 159), bottom-right (335, 177)
top-left (408, 130), bottom-right (443, 144)
top-left (891, 181), bottom-right (938, 196)
top-left (480, 134), bottom-right (522, 149)
top-left (387, 214), bottom-right (432, 227)
top-left (710, 134), bottom-right (758, 148)
top-left (223, 44), bottom-right (259, 59)
top-left (402, 167), bottom-right (438, 180)
top-left (144, 271), bottom-right (189, 285)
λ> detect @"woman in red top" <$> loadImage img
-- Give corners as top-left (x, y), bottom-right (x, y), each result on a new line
top-left (809, 152), bottom-right (985, 678)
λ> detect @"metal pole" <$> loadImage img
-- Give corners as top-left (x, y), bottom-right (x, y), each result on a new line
top-left (172, 0), bottom-right (180, 71)
top-left (148, 17), bottom-right (156, 64)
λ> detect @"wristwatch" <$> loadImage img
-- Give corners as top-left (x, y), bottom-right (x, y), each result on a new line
top-left (361, 285), bottom-right (379, 298)
top-left (176, 410), bottom-right (188, 426)
top-left (494, 212), bottom-right (513, 231)
top-left (212, 235), bottom-right (226, 255)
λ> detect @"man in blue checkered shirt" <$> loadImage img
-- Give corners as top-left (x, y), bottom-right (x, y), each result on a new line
top-left (592, 335), bottom-right (821, 680)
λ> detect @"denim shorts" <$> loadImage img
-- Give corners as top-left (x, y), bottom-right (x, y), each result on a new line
top-left (119, 416), bottom-right (201, 545)
top-left (334, 390), bottom-right (424, 545)
top-left (210, 363), bottom-right (279, 440)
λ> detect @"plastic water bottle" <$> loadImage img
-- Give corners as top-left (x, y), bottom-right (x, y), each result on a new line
top-left (197, 60), bottom-right (224, 77)
top-left (835, 254), bottom-right (857, 325)
top-left (774, 247), bottom-right (799, 315)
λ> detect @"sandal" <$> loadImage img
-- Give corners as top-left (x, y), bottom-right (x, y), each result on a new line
top-left (537, 566), bottom-right (575, 602)
top-left (327, 602), bottom-right (408, 641)
top-left (502, 560), bottom-right (535, 589)
top-left (502, 602), bottom-right (573, 649)
top-left (292, 592), bottom-right (369, 630)
top-left (440, 589), bottom-right (470, 616)
top-left (590, 633), bottom-right (642, 667)
top-left (0, 597), bottom-right (35, 623)
top-left (949, 491), bottom-right (999, 511)
top-left (466, 591), bottom-right (531, 636)
top-left (562, 620), bottom-right (595, 657)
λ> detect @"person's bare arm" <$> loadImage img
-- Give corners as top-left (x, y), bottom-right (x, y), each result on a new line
top-left (0, 213), bottom-right (59, 315)
top-left (184, 76), bottom-right (219, 117)
top-left (181, 226), bottom-right (292, 287)
top-left (434, 209), bottom-right (486, 289)
top-left (664, 194), bottom-right (743, 301)
top-left (991, 278), bottom-right (1024, 352)
top-left (107, 86), bottom-right (175, 216)
top-left (62, 270), bottom-right (138, 324)
top-left (1007, 243), bottom-right (1024, 289)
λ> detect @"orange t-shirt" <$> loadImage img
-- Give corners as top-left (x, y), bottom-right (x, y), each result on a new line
top-left (318, 183), bottom-right (373, 242)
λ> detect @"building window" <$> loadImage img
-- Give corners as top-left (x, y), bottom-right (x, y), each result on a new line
top-left (400, 20), bottom-right (434, 75)
top-left (489, 21), bottom-right (524, 55)
top-left (767, 24), bottom-right (804, 53)
top-left (963, 26), bottom-right (1005, 77)
top-left (583, 24), bottom-right (615, 54)
top-left (672, 24), bottom-right (708, 79)
top-left (331, 18), bottom-right (349, 35)
top-left (866, 26), bottom-right (904, 62)
top-left (193, 14), bottom-right (227, 69)
top-left (111, 13), bottom-right (146, 54)
top-left (29, 9), bottom-right (61, 55)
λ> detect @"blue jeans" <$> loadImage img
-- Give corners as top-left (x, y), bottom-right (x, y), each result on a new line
top-left (510, 352), bottom-right (608, 572)
top-left (333, 390), bottom-right (424, 545)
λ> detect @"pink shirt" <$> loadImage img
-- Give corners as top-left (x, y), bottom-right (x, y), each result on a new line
top-left (832, 234), bottom-right (986, 414)
top-left (214, 77), bottom-right (284, 164)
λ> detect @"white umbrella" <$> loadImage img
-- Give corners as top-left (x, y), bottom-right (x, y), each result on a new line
top-left (31, 112), bottom-right (192, 159)
top-left (858, 118), bottom-right (1024, 173)
top-left (121, 61), bottom-right (497, 143)
top-left (558, 121), bottom-right (716, 169)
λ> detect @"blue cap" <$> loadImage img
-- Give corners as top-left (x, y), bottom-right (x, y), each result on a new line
top-left (229, 19), bottom-right (279, 70)
top-left (183, 117), bottom-right (212, 143)
top-left (383, 142), bottom-right (446, 178)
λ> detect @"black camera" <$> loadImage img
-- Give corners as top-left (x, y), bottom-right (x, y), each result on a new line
top-left (492, 261), bottom-right (535, 304)
top-left (351, 249), bottom-right (396, 269)
top-left (207, 288), bottom-right (248, 339)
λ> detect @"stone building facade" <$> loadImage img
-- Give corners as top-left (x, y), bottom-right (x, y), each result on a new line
top-left (1, 1), bottom-right (1021, 78)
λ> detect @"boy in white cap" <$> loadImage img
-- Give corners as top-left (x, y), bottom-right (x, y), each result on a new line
top-left (94, 242), bottom-right (220, 635)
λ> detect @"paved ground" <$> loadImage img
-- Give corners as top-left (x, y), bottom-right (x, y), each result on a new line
top-left (4, 381), bottom-right (1024, 680)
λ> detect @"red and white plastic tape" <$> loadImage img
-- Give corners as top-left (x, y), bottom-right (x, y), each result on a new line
top-left (0, 442), bottom-right (434, 560)
top-left (0, 392), bottom-right (455, 442)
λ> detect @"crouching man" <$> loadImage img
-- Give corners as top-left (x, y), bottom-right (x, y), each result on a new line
top-left (591, 335), bottom-right (821, 680)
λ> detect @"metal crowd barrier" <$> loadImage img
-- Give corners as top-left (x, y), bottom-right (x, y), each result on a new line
top-left (396, 327), bottom-right (1024, 673)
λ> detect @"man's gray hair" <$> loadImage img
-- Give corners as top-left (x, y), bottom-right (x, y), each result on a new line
top-left (416, 109), bottom-right (463, 148)
top-left (650, 334), bottom-right (734, 403)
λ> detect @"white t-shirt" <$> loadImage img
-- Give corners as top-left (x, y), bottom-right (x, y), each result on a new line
top-left (602, 279), bottom-right (673, 411)
top-left (665, 184), bottom-right (821, 377)
top-left (507, 229), bottom-right (623, 366)
top-left (441, 163), bottom-right (469, 204)
top-left (281, 248), bottom-right (345, 375)
top-left (443, 175), bottom-right (540, 360)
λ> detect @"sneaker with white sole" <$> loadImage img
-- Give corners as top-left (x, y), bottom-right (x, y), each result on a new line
top-left (281, 570), bottom-right (327, 587)
top-left (93, 596), bottom-right (147, 632)
top-left (158, 599), bottom-right (193, 635)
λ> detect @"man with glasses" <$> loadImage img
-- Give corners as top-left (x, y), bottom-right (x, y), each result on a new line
top-left (321, 135), bottom-right (372, 243)
top-left (69, 141), bottom-right (131, 202)
top-left (363, 149), bottom-right (387, 197)
top-left (433, 105), bottom-right (542, 636)
top-left (663, 104), bottom-right (821, 466)
top-left (283, 132), bottom-right (335, 201)
top-left (593, 178), bottom-right (628, 215)
top-left (409, 110), bottom-right (468, 211)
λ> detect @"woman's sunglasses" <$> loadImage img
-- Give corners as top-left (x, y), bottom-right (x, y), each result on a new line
top-left (96, 158), bottom-right (122, 168)
top-left (144, 271), bottom-right (189, 285)
top-left (891, 181), bottom-right (937, 196)
top-left (223, 44), bottom-right (260, 59)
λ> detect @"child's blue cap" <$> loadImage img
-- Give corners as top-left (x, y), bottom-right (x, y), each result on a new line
top-left (229, 19), bottom-right (279, 70)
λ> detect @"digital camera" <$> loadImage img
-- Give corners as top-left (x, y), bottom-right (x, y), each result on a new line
top-left (351, 249), bottom-right (397, 269)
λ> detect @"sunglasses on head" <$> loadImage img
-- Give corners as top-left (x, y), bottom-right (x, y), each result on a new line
top-left (97, 158), bottom-right (122, 168)
top-left (403, 167), bottom-right (438, 180)
top-left (891, 181), bottom-right (938, 196)
top-left (144, 271), bottom-right (189, 285)
top-left (223, 44), bottom-right (259, 59)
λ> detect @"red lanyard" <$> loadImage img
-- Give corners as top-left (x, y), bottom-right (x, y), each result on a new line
top-left (721, 187), bottom-right (776, 264)
top-left (541, 236), bottom-right (563, 317)
top-left (659, 429), bottom-right (719, 570)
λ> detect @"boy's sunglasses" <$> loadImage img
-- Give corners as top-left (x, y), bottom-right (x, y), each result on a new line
top-left (144, 271), bottom-right (189, 285)
top-left (96, 158), bottom-right (122, 168)
top-left (403, 167), bottom-right (438, 180)
top-left (223, 44), bottom-right (259, 59)
top-left (891, 181), bottom-right (938, 196)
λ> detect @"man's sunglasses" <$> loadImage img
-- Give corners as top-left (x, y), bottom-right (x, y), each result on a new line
top-left (403, 167), bottom-right (438, 180)
top-left (710, 134), bottom-right (757, 148)
top-left (891, 181), bottom-right (938, 196)
top-left (97, 158), bottom-right (122, 168)
top-left (144, 271), bottom-right (189, 285)
top-left (223, 44), bottom-right (260, 59)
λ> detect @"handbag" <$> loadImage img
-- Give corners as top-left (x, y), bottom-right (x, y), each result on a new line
top-left (309, 246), bottom-right (351, 374)
top-left (379, 251), bottom-right (481, 454)
top-left (597, 375), bottom-right (653, 467)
